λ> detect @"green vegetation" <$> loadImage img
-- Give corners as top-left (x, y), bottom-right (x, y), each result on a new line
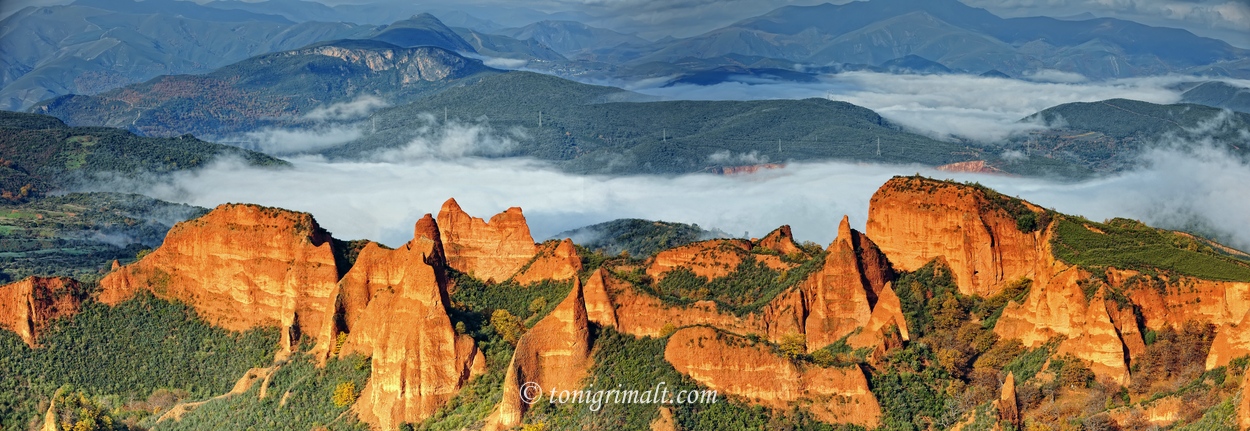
top-left (1014, 98), bottom-right (1250, 173)
top-left (451, 271), bottom-right (574, 324)
top-left (156, 353), bottom-right (372, 431)
top-left (646, 252), bottom-right (826, 316)
top-left (0, 111), bottom-right (285, 202)
top-left (0, 291), bottom-right (279, 430)
top-left (555, 218), bottom-right (727, 258)
top-left (0, 192), bottom-right (206, 282)
top-left (1052, 216), bottom-right (1250, 281)
top-left (963, 181), bottom-right (1052, 233)
top-left (329, 71), bottom-right (986, 175)
top-left (525, 328), bottom-right (864, 431)
top-left (871, 261), bottom-right (1037, 430)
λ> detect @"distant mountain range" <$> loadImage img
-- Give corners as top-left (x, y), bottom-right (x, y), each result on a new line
top-left (629, 0), bottom-right (1247, 79)
top-left (0, 0), bottom-right (377, 111)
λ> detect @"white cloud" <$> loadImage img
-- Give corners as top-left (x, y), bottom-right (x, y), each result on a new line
top-left (302, 96), bottom-right (390, 122)
top-left (624, 71), bottom-right (1195, 142)
top-left (371, 115), bottom-right (522, 160)
top-left (242, 125), bottom-right (363, 155)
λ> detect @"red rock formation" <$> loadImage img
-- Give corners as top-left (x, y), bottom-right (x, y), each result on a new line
top-left (995, 372), bottom-right (1020, 428)
top-left (994, 267), bottom-right (1129, 385)
top-left (99, 204), bottom-right (344, 355)
top-left (0, 277), bottom-right (85, 347)
top-left (646, 239), bottom-right (753, 281)
top-left (802, 217), bottom-right (877, 351)
top-left (866, 176), bottom-right (1045, 297)
top-left (512, 238), bottom-right (583, 285)
top-left (847, 282), bottom-right (910, 350)
top-left (664, 327), bottom-right (880, 428)
top-left (935, 160), bottom-right (1003, 174)
top-left (490, 277), bottom-right (593, 429)
top-left (757, 225), bottom-right (804, 256)
top-left (582, 268), bottom-right (618, 328)
top-left (336, 214), bottom-right (484, 430)
top-left (437, 198), bottom-right (538, 283)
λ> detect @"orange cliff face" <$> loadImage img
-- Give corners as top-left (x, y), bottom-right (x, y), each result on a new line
top-left (867, 176), bottom-right (1045, 297)
top-left (804, 216), bottom-right (894, 351)
top-left (489, 277), bottom-right (592, 429)
top-left (336, 214), bottom-right (484, 430)
top-left (645, 233), bottom-right (798, 282)
top-left (99, 204), bottom-right (345, 355)
top-left (512, 238), bottom-right (583, 285)
top-left (437, 198), bottom-right (538, 283)
top-left (0, 277), bottom-right (86, 347)
top-left (664, 326), bottom-right (881, 428)
top-left (99, 203), bottom-right (490, 431)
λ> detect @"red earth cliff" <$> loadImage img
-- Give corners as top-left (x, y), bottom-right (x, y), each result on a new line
top-left (489, 277), bottom-right (593, 429)
top-left (437, 198), bottom-right (538, 283)
top-left (99, 204), bottom-right (344, 355)
top-left (0, 277), bottom-right (86, 347)
top-left (512, 238), bottom-right (583, 285)
top-left (664, 326), bottom-right (881, 428)
top-left (335, 214), bottom-right (485, 430)
top-left (866, 176), bottom-right (1045, 297)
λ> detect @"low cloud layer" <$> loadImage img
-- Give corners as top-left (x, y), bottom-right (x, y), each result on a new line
top-left (625, 72), bottom-right (1223, 142)
top-left (85, 136), bottom-right (1250, 256)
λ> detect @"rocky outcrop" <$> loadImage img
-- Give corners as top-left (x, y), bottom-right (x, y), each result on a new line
top-left (582, 268), bottom-right (619, 328)
top-left (437, 198), bottom-right (538, 283)
top-left (847, 282), bottom-right (909, 350)
top-left (336, 214), bottom-right (484, 430)
top-left (802, 217), bottom-right (881, 351)
top-left (867, 176), bottom-right (1044, 297)
top-left (647, 239), bottom-right (753, 281)
top-left (994, 267), bottom-right (1129, 385)
top-left (490, 278), bottom-right (593, 429)
top-left (756, 225), bottom-right (804, 256)
top-left (664, 327), bottom-right (880, 428)
top-left (512, 238), bottom-right (583, 285)
top-left (996, 372), bottom-right (1020, 428)
top-left (0, 277), bottom-right (85, 347)
top-left (100, 204), bottom-right (344, 355)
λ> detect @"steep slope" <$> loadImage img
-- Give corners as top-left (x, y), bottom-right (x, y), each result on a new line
top-left (36, 40), bottom-right (497, 138)
top-left (334, 214), bottom-right (485, 429)
top-left (0, 277), bottom-right (86, 347)
top-left (664, 327), bottom-right (881, 427)
top-left (436, 198), bottom-right (538, 283)
top-left (867, 176), bottom-right (1047, 297)
top-left (99, 204), bottom-right (345, 355)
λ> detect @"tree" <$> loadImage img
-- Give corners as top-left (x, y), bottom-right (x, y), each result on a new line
top-left (779, 333), bottom-right (806, 360)
top-left (492, 309), bottom-right (526, 345)
top-left (332, 381), bottom-right (357, 408)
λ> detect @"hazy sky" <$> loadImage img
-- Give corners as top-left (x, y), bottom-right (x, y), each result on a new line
top-left (2, 0), bottom-right (1247, 46)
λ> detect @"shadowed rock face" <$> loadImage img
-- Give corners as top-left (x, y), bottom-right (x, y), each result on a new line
top-left (99, 203), bottom-right (345, 355)
top-left (437, 198), bottom-right (538, 283)
top-left (0, 277), bottom-right (85, 347)
top-left (335, 214), bottom-right (484, 430)
top-left (664, 326), bottom-right (881, 428)
top-left (489, 278), bottom-right (592, 430)
top-left (867, 176), bottom-right (1044, 297)
top-left (96, 206), bottom-right (487, 430)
